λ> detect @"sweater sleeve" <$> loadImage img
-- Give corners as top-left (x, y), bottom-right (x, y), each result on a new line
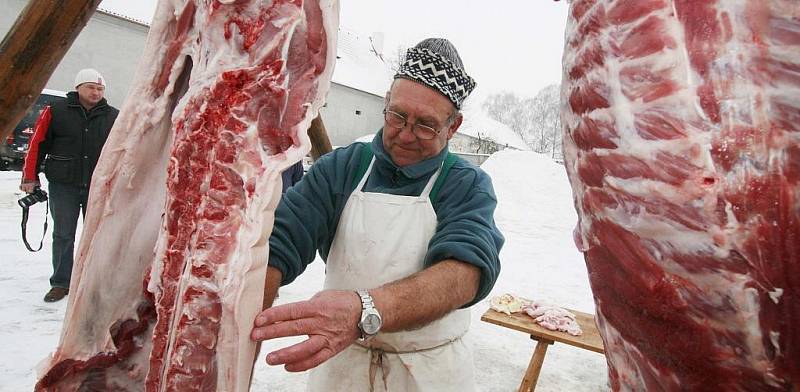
top-left (267, 143), bottom-right (364, 285)
top-left (426, 164), bottom-right (504, 307)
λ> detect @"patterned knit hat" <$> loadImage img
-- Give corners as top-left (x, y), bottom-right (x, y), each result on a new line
top-left (395, 38), bottom-right (476, 109)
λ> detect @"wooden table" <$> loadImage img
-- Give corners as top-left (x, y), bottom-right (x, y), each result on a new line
top-left (481, 308), bottom-right (605, 391)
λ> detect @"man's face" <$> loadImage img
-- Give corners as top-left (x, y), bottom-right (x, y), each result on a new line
top-left (76, 82), bottom-right (105, 107)
top-left (382, 79), bottom-right (462, 167)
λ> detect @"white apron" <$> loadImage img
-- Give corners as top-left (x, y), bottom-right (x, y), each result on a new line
top-left (307, 158), bottom-right (474, 392)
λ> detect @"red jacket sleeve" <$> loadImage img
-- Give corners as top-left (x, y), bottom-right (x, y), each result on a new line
top-left (22, 106), bottom-right (52, 182)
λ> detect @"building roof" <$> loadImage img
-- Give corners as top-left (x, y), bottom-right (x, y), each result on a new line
top-left (331, 28), bottom-right (394, 97)
top-left (457, 108), bottom-right (530, 150)
top-left (96, 8), bottom-right (150, 28)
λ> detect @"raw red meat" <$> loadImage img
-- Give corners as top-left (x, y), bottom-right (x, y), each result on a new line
top-left (561, 0), bottom-right (799, 390)
top-left (35, 1), bottom-right (338, 390)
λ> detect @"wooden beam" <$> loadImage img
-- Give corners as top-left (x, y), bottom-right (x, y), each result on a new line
top-left (518, 337), bottom-right (553, 392)
top-left (0, 0), bottom-right (101, 141)
top-left (307, 114), bottom-right (333, 160)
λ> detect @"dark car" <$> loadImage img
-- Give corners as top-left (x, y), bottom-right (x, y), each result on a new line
top-left (1, 89), bottom-right (67, 171)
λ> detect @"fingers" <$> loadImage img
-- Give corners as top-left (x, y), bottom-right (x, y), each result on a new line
top-left (284, 343), bottom-right (337, 372)
top-left (19, 180), bottom-right (39, 193)
top-left (266, 335), bottom-right (336, 372)
top-left (265, 335), bottom-right (325, 366)
top-left (251, 317), bottom-right (316, 341)
top-left (254, 301), bottom-right (311, 327)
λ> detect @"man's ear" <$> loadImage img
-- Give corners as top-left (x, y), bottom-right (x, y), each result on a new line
top-left (445, 113), bottom-right (463, 140)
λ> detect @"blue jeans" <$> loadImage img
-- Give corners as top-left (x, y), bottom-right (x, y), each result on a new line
top-left (47, 182), bottom-right (88, 288)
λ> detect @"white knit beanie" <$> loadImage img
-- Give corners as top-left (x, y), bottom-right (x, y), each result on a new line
top-left (74, 68), bottom-right (106, 88)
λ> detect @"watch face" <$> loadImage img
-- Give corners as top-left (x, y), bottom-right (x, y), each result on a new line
top-left (362, 313), bottom-right (382, 335)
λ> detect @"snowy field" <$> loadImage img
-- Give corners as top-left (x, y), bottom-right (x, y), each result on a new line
top-left (0, 150), bottom-right (609, 391)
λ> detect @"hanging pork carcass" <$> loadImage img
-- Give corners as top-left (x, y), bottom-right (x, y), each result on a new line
top-left (561, 0), bottom-right (799, 390)
top-left (35, 0), bottom-right (339, 390)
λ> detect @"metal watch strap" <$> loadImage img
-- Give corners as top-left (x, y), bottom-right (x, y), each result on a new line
top-left (356, 289), bottom-right (380, 341)
top-left (357, 289), bottom-right (374, 310)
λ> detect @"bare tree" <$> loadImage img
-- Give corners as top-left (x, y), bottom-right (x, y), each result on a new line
top-left (482, 92), bottom-right (535, 145)
top-left (529, 84), bottom-right (561, 154)
top-left (388, 44), bottom-right (408, 72)
top-left (483, 84), bottom-right (562, 157)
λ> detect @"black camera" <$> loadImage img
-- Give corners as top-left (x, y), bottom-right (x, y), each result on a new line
top-left (18, 187), bottom-right (48, 208)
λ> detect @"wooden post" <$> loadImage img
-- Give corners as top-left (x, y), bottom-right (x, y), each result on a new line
top-left (0, 0), bottom-right (101, 141)
top-left (307, 114), bottom-right (333, 160)
top-left (518, 336), bottom-right (554, 392)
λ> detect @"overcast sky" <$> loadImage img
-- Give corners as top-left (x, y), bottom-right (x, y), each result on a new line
top-left (99, 0), bottom-right (569, 100)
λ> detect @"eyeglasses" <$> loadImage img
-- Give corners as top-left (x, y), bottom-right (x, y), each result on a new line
top-left (383, 109), bottom-right (441, 140)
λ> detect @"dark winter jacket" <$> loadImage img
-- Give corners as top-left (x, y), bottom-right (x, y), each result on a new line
top-left (280, 161), bottom-right (304, 193)
top-left (23, 92), bottom-right (119, 188)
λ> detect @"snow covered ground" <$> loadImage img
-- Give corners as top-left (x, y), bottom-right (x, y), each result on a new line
top-left (0, 150), bottom-right (608, 391)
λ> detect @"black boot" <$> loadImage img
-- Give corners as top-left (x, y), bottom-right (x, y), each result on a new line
top-left (44, 287), bottom-right (69, 303)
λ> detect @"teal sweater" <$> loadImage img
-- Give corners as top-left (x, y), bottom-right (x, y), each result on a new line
top-left (268, 130), bottom-right (504, 306)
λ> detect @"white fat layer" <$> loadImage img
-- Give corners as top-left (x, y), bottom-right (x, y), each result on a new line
top-left (768, 288), bottom-right (784, 304)
top-left (770, 331), bottom-right (781, 357)
top-left (603, 207), bottom-right (714, 253)
top-left (738, 287), bottom-right (770, 361)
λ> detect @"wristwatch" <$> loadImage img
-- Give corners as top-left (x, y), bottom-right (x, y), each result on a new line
top-left (356, 289), bottom-right (382, 341)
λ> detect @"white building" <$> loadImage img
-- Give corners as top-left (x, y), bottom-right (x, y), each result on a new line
top-left (455, 108), bottom-right (529, 151)
top-left (321, 28), bottom-right (393, 146)
top-left (0, 1), bottom-right (149, 107)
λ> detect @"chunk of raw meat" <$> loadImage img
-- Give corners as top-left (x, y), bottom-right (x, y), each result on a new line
top-left (35, 1), bottom-right (339, 391)
top-left (561, 0), bottom-right (799, 390)
top-left (522, 304), bottom-right (583, 337)
top-left (490, 293), bottom-right (532, 315)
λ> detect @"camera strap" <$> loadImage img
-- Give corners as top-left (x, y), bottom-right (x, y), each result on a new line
top-left (21, 201), bottom-right (49, 252)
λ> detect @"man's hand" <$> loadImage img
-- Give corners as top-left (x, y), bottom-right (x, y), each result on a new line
top-left (20, 180), bottom-right (40, 194)
top-left (251, 289), bottom-right (361, 372)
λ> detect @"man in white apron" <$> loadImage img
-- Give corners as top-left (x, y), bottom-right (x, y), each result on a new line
top-left (252, 38), bottom-right (504, 391)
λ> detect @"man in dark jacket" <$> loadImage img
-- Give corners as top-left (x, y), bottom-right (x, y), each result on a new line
top-left (281, 160), bottom-right (304, 193)
top-left (20, 68), bottom-right (119, 303)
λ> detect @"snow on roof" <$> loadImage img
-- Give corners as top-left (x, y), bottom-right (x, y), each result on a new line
top-left (331, 28), bottom-right (394, 97)
top-left (96, 8), bottom-right (151, 27)
top-left (458, 108), bottom-right (530, 150)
